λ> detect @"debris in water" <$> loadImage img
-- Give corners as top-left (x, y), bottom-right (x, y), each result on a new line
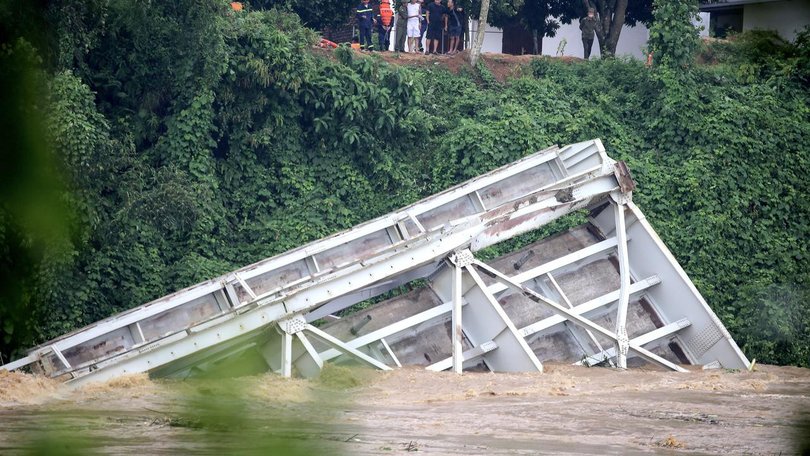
top-left (658, 435), bottom-right (685, 449)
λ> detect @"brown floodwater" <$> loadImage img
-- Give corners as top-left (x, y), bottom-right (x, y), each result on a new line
top-left (1, 364), bottom-right (809, 455)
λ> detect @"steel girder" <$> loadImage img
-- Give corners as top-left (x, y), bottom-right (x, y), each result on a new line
top-left (2, 139), bottom-right (750, 384)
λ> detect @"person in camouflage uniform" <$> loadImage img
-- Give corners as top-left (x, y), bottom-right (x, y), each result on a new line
top-left (579, 8), bottom-right (601, 60)
top-left (395, 0), bottom-right (408, 52)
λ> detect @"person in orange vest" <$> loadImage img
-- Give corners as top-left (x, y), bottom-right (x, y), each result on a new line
top-left (377, 0), bottom-right (395, 52)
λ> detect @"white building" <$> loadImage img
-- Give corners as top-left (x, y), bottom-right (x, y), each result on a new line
top-left (389, 0), bottom-right (808, 55)
top-left (700, 0), bottom-right (810, 42)
top-left (544, 20), bottom-right (650, 59)
top-left (470, 20), bottom-right (650, 59)
top-left (469, 1), bottom-right (808, 56)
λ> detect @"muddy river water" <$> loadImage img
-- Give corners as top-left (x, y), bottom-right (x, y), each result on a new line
top-left (1, 364), bottom-right (808, 455)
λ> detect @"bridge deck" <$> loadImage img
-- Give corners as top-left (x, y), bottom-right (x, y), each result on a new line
top-left (2, 139), bottom-right (749, 384)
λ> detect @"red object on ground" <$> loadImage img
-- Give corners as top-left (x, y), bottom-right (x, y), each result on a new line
top-left (230, 2), bottom-right (243, 11)
top-left (319, 38), bottom-right (339, 49)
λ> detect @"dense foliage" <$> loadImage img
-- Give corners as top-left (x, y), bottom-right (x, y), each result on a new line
top-left (648, 0), bottom-right (700, 67)
top-left (1, 2), bottom-right (808, 368)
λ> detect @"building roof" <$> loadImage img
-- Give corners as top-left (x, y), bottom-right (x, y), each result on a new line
top-left (700, 0), bottom-right (787, 11)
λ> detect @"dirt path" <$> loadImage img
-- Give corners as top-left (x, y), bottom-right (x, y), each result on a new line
top-left (311, 47), bottom-right (581, 81)
top-left (1, 364), bottom-right (808, 454)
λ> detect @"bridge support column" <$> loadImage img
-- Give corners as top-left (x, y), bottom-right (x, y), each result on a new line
top-left (612, 195), bottom-right (631, 369)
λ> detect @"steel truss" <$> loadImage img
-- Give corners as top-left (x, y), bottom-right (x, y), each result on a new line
top-left (2, 140), bottom-right (749, 384)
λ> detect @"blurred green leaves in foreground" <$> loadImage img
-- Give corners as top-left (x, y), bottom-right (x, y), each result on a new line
top-left (12, 363), bottom-right (378, 455)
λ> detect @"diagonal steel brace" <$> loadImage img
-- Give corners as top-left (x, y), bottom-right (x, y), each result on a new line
top-left (470, 258), bottom-right (688, 373)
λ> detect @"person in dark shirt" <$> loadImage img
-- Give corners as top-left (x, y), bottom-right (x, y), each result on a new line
top-left (419, 0), bottom-right (427, 52)
top-left (579, 8), bottom-right (601, 60)
top-left (356, 0), bottom-right (375, 51)
top-left (446, 0), bottom-right (465, 54)
top-left (425, 0), bottom-right (447, 54)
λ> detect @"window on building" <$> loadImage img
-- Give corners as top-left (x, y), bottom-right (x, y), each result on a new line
top-left (709, 8), bottom-right (743, 38)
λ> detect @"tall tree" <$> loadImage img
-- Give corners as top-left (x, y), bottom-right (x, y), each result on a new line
top-left (486, 0), bottom-right (569, 54)
top-left (469, 0), bottom-right (652, 57)
top-left (471, 0), bottom-right (491, 66)
top-left (582, 0), bottom-right (652, 57)
top-left (250, 0), bottom-right (356, 31)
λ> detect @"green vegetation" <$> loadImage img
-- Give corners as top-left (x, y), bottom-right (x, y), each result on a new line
top-left (1, 2), bottom-right (808, 368)
top-left (648, 0), bottom-right (700, 67)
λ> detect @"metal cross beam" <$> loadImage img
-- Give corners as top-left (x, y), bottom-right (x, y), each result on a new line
top-left (576, 318), bottom-right (692, 367)
top-left (303, 324), bottom-right (392, 372)
top-left (470, 257), bottom-right (688, 373)
top-left (546, 272), bottom-right (615, 368)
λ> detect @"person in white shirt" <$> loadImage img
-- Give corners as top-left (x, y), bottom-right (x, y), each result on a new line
top-left (406, 0), bottom-right (421, 53)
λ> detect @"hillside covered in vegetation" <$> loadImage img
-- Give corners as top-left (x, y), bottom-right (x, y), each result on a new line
top-left (1, 1), bottom-right (808, 368)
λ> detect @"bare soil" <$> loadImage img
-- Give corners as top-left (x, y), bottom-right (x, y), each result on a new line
top-left (1, 364), bottom-right (808, 454)
top-left (311, 47), bottom-right (582, 82)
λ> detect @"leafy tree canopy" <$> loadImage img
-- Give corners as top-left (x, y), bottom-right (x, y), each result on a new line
top-left (467, 0), bottom-right (653, 55)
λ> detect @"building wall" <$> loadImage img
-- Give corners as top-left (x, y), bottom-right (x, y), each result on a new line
top-left (469, 20), bottom-right (650, 59)
top-left (742, 0), bottom-right (810, 42)
top-left (463, 1), bottom-right (810, 57)
top-left (386, 2), bottom-right (809, 54)
top-left (697, 12), bottom-right (711, 37)
top-left (469, 22), bottom-right (506, 53)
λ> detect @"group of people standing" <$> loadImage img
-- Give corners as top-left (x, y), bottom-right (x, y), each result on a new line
top-left (355, 0), bottom-right (467, 54)
top-left (356, 1), bottom-right (600, 59)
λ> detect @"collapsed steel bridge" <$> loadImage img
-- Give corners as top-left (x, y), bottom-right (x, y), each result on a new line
top-left (2, 139), bottom-right (750, 384)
